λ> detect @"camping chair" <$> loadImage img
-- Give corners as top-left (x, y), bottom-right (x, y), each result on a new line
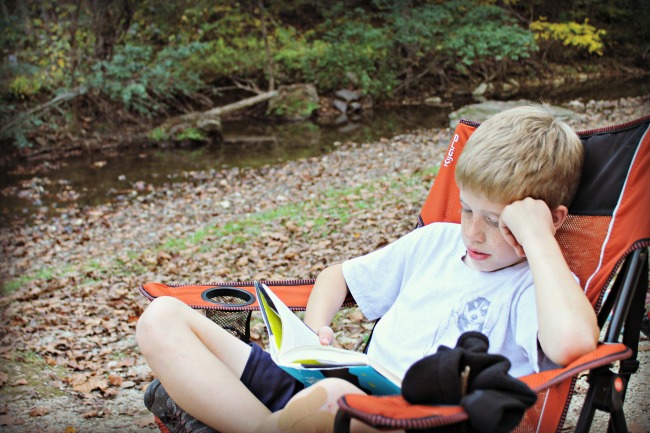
top-left (139, 114), bottom-right (650, 433)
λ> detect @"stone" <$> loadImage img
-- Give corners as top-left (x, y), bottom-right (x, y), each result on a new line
top-left (335, 89), bottom-right (360, 102)
top-left (333, 99), bottom-right (348, 114)
top-left (448, 100), bottom-right (582, 128)
top-left (267, 84), bottom-right (320, 121)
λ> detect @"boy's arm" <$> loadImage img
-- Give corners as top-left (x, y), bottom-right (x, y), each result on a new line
top-left (500, 198), bottom-right (599, 366)
top-left (303, 263), bottom-right (350, 345)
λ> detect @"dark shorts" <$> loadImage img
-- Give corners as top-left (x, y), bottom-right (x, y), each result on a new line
top-left (240, 343), bottom-right (305, 412)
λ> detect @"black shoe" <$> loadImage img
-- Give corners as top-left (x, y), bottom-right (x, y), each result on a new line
top-left (144, 378), bottom-right (218, 433)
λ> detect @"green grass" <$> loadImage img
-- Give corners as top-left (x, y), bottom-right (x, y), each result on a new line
top-left (2, 268), bottom-right (56, 295)
top-left (0, 350), bottom-right (68, 399)
top-left (1, 167), bottom-right (436, 295)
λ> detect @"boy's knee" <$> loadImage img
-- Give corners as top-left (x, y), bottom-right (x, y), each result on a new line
top-left (135, 297), bottom-right (186, 346)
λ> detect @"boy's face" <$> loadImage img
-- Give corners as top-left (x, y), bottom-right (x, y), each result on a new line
top-left (459, 188), bottom-right (526, 272)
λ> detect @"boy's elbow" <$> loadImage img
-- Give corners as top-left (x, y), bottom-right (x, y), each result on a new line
top-left (546, 332), bottom-right (599, 367)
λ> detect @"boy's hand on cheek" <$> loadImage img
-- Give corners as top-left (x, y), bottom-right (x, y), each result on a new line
top-left (499, 198), bottom-right (555, 256)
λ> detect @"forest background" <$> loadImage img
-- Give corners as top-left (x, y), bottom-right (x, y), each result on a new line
top-left (1, 0), bottom-right (649, 163)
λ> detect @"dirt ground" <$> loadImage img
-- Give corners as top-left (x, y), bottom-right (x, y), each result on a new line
top-left (0, 333), bottom-right (647, 432)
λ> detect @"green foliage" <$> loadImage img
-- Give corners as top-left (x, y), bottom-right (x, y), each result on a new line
top-left (273, 1), bottom-right (537, 96)
top-left (0, 0), bottom-right (646, 153)
top-left (530, 18), bottom-right (606, 60)
top-left (195, 37), bottom-right (267, 80)
top-left (88, 42), bottom-right (209, 116)
top-left (297, 7), bottom-right (397, 96)
top-left (8, 74), bottom-right (43, 97)
top-left (443, 4), bottom-right (537, 64)
top-left (175, 127), bottom-right (206, 142)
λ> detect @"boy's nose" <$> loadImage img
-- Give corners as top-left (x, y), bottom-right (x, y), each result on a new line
top-left (467, 219), bottom-right (486, 242)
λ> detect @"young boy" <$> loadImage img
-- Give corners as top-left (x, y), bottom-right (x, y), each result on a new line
top-left (136, 105), bottom-right (599, 433)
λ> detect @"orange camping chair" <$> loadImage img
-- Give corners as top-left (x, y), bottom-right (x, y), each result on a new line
top-left (139, 115), bottom-right (650, 433)
top-left (332, 116), bottom-right (650, 433)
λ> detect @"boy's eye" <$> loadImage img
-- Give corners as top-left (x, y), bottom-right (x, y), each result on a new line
top-left (485, 216), bottom-right (499, 227)
top-left (461, 208), bottom-right (472, 214)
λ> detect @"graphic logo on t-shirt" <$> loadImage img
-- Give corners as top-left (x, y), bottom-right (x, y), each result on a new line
top-left (457, 296), bottom-right (490, 332)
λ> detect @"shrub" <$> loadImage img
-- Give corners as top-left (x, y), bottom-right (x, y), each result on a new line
top-left (441, 3), bottom-right (537, 77)
top-left (530, 18), bottom-right (606, 61)
top-left (88, 42), bottom-right (209, 116)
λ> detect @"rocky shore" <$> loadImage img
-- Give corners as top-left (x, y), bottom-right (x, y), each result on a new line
top-left (0, 96), bottom-right (648, 432)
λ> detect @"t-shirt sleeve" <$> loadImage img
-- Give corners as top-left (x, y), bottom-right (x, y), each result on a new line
top-left (342, 232), bottom-right (417, 321)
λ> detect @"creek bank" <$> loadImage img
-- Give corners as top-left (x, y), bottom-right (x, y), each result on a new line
top-left (4, 64), bottom-right (648, 166)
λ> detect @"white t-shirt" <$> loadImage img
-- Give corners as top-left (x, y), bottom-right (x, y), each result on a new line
top-left (342, 222), bottom-right (549, 378)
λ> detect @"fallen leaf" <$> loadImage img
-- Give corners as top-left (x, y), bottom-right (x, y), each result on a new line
top-left (29, 407), bottom-right (49, 417)
top-left (108, 374), bottom-right (123, 386)
top-left (0, 415), bottom-right (20, 425)
top-left (11, 379), bottom-right (27, 387)
top-left (72, 376), bottom-right (109, 394)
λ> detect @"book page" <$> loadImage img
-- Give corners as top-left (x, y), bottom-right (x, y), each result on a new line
top-left (256, 282), bottom-right (320, 355)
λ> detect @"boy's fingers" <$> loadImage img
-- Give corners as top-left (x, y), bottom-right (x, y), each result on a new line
top-left (318, 326), bottom-right (334, 345)
top-left (500, 223), bottom-right (526, 257)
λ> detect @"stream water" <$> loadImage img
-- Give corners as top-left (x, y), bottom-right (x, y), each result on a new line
top-left (1, 75), bottom-right (649, 228)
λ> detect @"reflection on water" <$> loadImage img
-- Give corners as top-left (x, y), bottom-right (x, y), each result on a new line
top-left (0, 105), bottom-right (452, 227)
top-left (1, 75), bottom-right (648, 228)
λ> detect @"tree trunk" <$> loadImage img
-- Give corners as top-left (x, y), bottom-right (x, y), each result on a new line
top-left (258, 0), bottom-right (276, 91)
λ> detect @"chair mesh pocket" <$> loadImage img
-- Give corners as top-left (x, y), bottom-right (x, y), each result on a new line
top-left (205, 308), bottom-right (252, 342)
top-left (200, 288), bottom-right (256, 342)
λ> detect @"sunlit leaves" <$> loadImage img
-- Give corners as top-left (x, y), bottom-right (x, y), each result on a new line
top-left (530, 18), bottom-right (607, 59)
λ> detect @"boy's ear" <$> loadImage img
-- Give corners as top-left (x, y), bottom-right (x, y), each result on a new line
top-left (551, 205), bottom-right (569, 229)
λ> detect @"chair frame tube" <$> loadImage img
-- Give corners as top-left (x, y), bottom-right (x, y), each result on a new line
top-left (575, 247), bottom-right (648, 433)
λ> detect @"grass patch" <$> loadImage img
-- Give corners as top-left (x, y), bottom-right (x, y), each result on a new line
top-left (1, 268), bottom-right (57, 296)
top-left (0, 350), bottom-right (68, 399)
top-left (1, 166), bottom-right (438, 294)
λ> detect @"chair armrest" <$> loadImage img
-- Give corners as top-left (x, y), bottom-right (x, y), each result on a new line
top-left (139, 280), bottom-right (320, 311)
top-left (334, 343), bottom-right (631, 432)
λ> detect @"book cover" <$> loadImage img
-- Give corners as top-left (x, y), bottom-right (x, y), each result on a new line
top-left (255, 281), bottom-right (401, 395)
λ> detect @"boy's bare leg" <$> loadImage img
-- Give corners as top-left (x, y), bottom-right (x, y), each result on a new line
top-left (136, 296), bottom-right (271, 433)
top-left (256, 378), bottom-right (403, 433)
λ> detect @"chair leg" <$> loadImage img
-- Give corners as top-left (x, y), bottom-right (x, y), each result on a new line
top-left (334, 410), bottom-right (352, 433)
top-left (607, 407), bottom-right (628, 433)
top-left (575, 367), bottom-right (628, 433)
top-left (575, 386), bottom-right (597, 433)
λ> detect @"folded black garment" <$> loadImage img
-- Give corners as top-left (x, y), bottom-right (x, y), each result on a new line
top-left (402, 331), bottom-right (537, 433)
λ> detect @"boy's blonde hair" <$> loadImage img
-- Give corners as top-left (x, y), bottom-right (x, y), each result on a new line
top-left (455, 104), bottom-right (584, 209)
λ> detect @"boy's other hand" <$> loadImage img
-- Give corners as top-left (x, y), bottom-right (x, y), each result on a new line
top-left (317, 326), bottom-right (334, 345)
top-left (499, 198), bottom-right (556, 257)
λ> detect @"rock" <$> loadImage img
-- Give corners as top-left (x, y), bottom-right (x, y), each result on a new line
top-left (335, 89), bottom-right (360, 102)
top-left (448, 100), bottom-right (582, 128)
top-left (267, 84), bottom-right (320, 121)
top-left (472, 83), bottom-right (489, 96)
top-left (333, 99), bottom-right (348, 114)
top-left (349, 101), bottom-right (361, 112)
top-left (501, 79), bottom-right (520, 95)
top-left (472, 82), bottom-right (494, 97)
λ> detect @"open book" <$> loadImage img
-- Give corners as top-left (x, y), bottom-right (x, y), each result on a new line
top-left (255, 281), bottom-right (401, 395)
